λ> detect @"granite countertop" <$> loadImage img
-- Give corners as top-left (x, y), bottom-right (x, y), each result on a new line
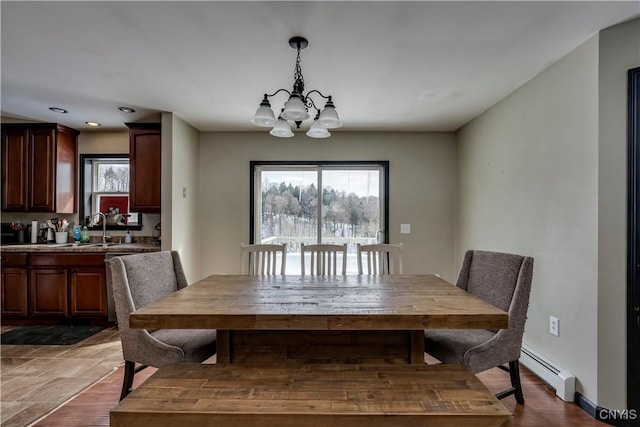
top-left (1, 243), bottom-right (160, 253)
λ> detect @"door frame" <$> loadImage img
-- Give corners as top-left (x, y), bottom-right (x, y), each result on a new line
top-left (250, 160), bottom-right (389, 244)
top-left (626, 66), bottom-right (640, 414)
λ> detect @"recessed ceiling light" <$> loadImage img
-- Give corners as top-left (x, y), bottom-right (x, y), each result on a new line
top-left (118, 107), bottom-right (136, 113)
top-left (49, 107), bottom-right (68, 114)
top-left (85, 121), bottom-right (101, 127)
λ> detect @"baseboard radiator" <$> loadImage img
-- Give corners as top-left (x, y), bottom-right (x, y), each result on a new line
top-left (520, 344), bottom-right (576, 401)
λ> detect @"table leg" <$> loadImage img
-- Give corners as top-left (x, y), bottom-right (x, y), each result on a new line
top-left (216, 330), bottom-right (231, 363)
top-left (410, 330), bottom-right (425, 364)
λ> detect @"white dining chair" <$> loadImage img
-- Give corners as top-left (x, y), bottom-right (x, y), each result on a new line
top-left (240, 243), bottom-right (286, 275)
top-left (300, 243), bottom-right (347, 275)
top-left (356, 243), bottom-right (404, 275)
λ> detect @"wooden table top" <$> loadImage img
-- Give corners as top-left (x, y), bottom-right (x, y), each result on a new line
top-left (129, 274), bottom-right (508, 331)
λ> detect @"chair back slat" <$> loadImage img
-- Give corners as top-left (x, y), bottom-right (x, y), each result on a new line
top-left (357, 243), bottom-right (403, 275)
top-left (301, 243), bottom-right (347, 275)
top-left (241, 244), bottom-right (287, 275)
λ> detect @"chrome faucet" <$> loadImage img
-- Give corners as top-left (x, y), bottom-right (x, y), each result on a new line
top-left (92, 212), bottom-right (110, 244)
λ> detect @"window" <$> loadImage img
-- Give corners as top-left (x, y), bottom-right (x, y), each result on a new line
top-left (251, 161), bottom-right (389, 274)
top-left (79, 154), bottom-right (142, 230)
top-left (93, 160), bottom-right (129, 192)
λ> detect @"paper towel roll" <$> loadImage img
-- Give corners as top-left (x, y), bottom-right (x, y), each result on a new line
top-left (31, 220), bottom-right (38, 243)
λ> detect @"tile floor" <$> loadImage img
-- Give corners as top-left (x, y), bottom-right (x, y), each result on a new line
top-left (0, 326), bottom-right (123, 427)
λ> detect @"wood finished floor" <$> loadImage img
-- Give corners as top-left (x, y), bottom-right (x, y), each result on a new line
top-left (0, 326), bottom-right (123, 427)
top-left (1, 327), bottom-right (607, 427)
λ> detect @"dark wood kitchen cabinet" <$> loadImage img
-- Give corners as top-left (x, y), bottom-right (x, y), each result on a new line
top-left (29, 268), bottom-right (68, 316)
top-left (127, 123), bottom-right (161, 213)
top-left (1, 253), bottom-right (27, 317)
top-left (30, 253), bottom-right (107, 318)
top-left (1, 123), bottom-right (78, 213)
top-left (1, 252), bottom-right (107, 322)
top-left (69, 267), bottom-right (107, 316)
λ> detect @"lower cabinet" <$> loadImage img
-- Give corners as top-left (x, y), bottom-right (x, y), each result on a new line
top-left (1, 253), bottom-right (28, 316)
top-left (1, 252), bottom-right (107, 321)
top-left (29, 268), bottom-right (68, 316)
top-left (69, 267), bottom-right (107, 316)
top-left (1, 267), bottom-right (28, 316)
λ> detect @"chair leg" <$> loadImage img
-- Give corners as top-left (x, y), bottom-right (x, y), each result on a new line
top-left (120, 361), bottom-right (150, 401)
top-left (508, 359), bottom-right (525, 404)
top-left (120, 360), bottom-right (136, 401)
top-left (494, 360), bottom-right (525, 404)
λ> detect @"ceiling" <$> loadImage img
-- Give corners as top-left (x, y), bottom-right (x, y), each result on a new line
top-left (1, 1), bottom-right (638, 133)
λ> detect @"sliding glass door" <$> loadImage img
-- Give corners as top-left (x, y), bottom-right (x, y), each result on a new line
top-left (251, 161), bottom-right (388, 274)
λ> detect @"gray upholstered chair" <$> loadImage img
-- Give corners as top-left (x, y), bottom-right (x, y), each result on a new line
top-left (240, 243), bottom-right (286, 275)
top-left (356, 243), bottom-right (404, 275)
top-left (110, 251), bottom-right (216, 400)
top-left (424, 250), bottom-right (534, 404)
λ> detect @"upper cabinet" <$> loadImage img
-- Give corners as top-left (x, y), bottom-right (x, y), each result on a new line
top-left (126, 123), bottom-right (161, 213)
top-left (1, 123), bottom-right (78, 213)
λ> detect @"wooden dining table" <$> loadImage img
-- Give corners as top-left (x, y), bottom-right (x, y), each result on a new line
top-left (129, 274), bottom-right (508, 365)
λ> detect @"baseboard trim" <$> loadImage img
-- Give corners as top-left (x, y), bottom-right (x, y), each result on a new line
top-left (575, 393), bottom-right (637, 427)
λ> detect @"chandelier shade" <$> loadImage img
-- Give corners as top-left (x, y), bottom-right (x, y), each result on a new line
top-left (316, 100), bottom-right (342, 129)
top-left (269, 117), bottom-right (294, 138)
top-left (251, 97), bottom-right (277, 127)
top-left (306, 120), bottom-right (331, 138)
top-left (252, 36), bottom-right (341, 138)
top-left (281, 94), bottom-right (310, 121)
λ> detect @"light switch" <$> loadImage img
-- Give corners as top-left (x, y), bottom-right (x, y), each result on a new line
top-left (400, 224), bottom-right (411, 234)
top-left (182, 187), bottom-right (187, 198)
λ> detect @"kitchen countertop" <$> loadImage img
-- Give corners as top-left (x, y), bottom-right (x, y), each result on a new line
top-left (0, 243), bottom-right (160, 253)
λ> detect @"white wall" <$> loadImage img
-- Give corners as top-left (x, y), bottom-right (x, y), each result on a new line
top-left (79, 131), bottom-right (128, 154)
top-left (162, 113), bottom-right (201, 283)
top-left (198, 131), bottom-right (456, 280)
top-left (456, 35), bottom-right (600, 400)
top-left (597, 18), bottom-right (640, 410)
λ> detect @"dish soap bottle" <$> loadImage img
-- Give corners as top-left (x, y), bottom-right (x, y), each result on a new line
top-left (73, 225), bottom-right (82, 243)
top-left (81, 226), bottom-right (90, 243)
top-left (124, 230), bottom-right (132, 244)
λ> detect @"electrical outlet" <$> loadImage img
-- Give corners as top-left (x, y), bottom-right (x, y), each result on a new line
top-left (549, 316), bottom-right (559, 336)
top-left (400, 224), bottom-right (411, 234)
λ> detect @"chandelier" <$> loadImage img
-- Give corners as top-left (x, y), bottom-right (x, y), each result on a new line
top-left (251, 36), bottom-right (342, 138)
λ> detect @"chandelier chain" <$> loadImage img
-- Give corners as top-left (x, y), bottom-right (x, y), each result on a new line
top-left (293, 46), bottom-right (305, 95)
